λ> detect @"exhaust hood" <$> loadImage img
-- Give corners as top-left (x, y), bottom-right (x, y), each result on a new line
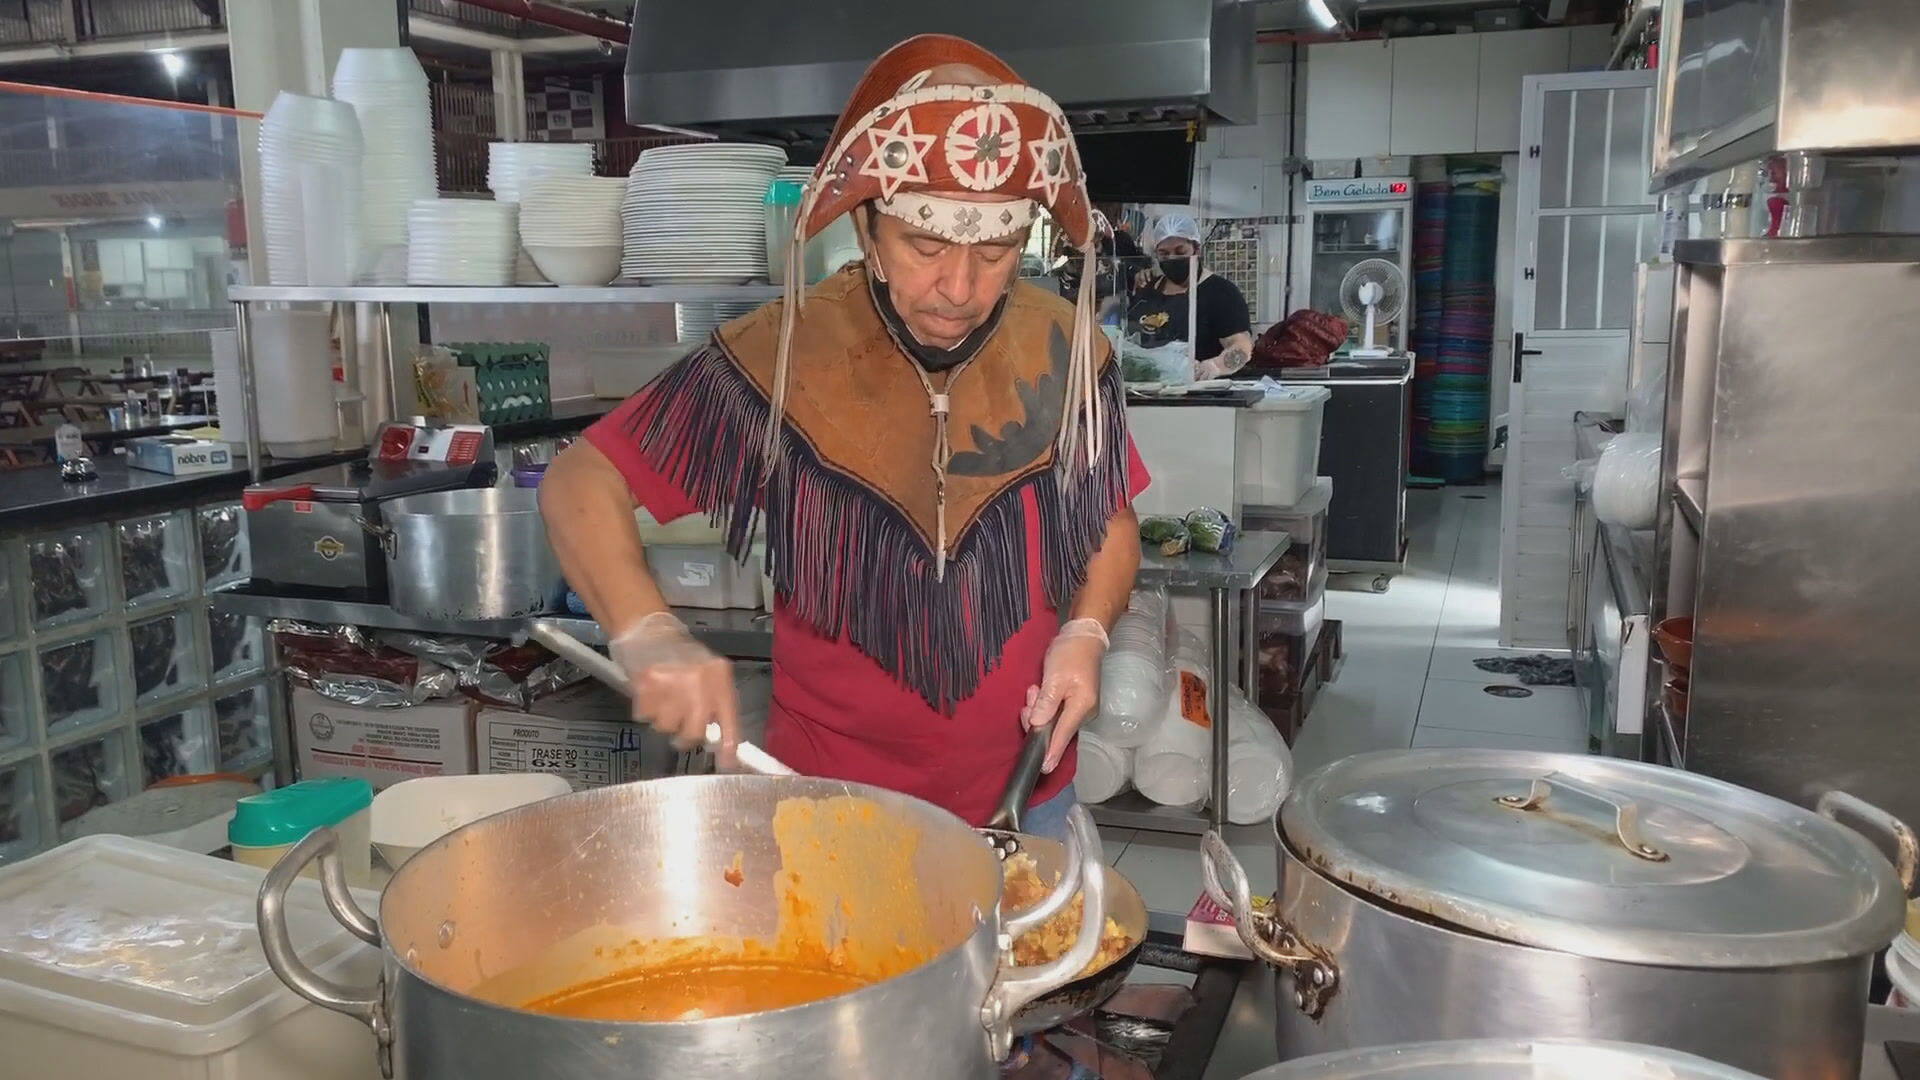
top-left (623, 0), bottom-right (1256, 140)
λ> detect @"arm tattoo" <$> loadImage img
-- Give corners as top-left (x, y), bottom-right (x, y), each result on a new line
top-left (1217, 345), bottom-right (1250, 374)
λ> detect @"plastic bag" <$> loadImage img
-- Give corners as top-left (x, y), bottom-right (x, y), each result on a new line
top-left (1184, 508), bottom-right (1235, 555)
top-left (1120, 337), bottom-right (1193, 385)
top-left (1140, 515), bottom-right (1189, 556)
top-left (1224, 692), bottom-right (1293, 825)
top-left (1088, 588), bottom-right (1172, 749)
top-left (1627, 349), bottom-right (1668, 434)
top-left (1593, 432), bottom-right (1663, 529)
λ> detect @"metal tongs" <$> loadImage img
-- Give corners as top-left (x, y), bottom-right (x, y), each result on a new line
top-left (527, 619), bottom-right (795, 776)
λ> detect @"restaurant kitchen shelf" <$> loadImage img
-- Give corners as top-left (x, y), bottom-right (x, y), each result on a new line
top-left (1096, 529), bottom-right (1290, 836)
top-left (229, 284), bottom-right (786, 305)
top-left (209, 586), bottom-right (774, 660)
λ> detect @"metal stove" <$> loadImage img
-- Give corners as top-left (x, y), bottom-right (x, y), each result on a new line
top-left (242, 421), bottom-right (496, 600)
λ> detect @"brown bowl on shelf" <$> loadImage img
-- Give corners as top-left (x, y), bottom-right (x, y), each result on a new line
top-left (1654, 616), bottom-right (1695, 671)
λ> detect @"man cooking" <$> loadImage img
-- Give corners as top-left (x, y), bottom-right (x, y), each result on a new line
top-left (1127, 213), bottom-right (1255, 380)
top-left (541, 34), bottom-right (1147, 838)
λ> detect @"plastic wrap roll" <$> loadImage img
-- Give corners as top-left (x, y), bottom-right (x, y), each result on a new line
top-left (1074, 730), bottom-right (1133, 804)
top-left (1088, 588), bottom-right (1171, 748)
top-left (1593, 432), bottom-right (1663, 529)
top-left (1224, 692), bottom-right (1294, 825)
top-left (1133, 631), bottom-right (1212, 809)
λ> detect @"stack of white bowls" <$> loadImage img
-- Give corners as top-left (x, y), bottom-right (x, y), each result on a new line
top-left (518, 176), bottom-right (627, 286)
top-left (258, 93), bottom-right (363, 286)
top-left (406, 199), bottom-right (517, 286)
top-left (675, 302), bottom-right (760, 344)
top-left (621, 143), bottom-right (787, 284)
top-left (331, 48), bottom-right (436, 284)
top-left (487, 141), bottom-right (596, 203)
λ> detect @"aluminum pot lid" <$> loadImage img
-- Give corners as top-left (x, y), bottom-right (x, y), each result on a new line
top-left (1236, 1039), bottom-right (1768, 1080)
top-left (1277, 750), bottom-right (1908, 967)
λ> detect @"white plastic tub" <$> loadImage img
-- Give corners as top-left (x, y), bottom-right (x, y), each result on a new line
top-left (0, 835), bottom-right (381, 1080)
top-left (1235, 385), bottom-right (1331, 508)
top-left (370, 772), bottom-right (572, 870)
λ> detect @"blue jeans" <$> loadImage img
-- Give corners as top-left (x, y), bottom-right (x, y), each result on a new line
top-left (1021, 784), bottom-right (1077, 841)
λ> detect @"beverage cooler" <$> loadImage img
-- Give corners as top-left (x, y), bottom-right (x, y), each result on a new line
top-left (1302, 177), bottom-right (1414, 353)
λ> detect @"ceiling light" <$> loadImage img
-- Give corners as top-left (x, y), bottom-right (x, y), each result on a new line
top-left (1306, 0), bottom-right (1339, 30)
top-left (158, 51), bottom-right (186, 78)
top-left (146, 215), bottom-right (163, 229)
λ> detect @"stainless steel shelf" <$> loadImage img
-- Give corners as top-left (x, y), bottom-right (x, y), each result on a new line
top-left (1674, 477), bottom-right (1705, 534)
top-left (228, 284), bottom-right (786, 305)
top-left (1136, 529), bottom-right (1290, 591)
top-left (209, 586), bottom-right (774, 659)
top-left (1090, 792), bottom-right (1210, 836)
top-left (1657, 701), bottom-right (1686, 768)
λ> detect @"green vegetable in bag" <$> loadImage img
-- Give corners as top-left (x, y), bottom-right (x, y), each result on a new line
top-left (1184, 507), bottom-right (1235, 555)
top-left (1139, 515), bottom-right (1190, 556)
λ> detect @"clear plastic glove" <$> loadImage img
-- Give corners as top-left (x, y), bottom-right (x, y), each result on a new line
top-left (609, 611), bottom-right (739, 768)
top-left (1020, 617), bottom-right (1111, 774)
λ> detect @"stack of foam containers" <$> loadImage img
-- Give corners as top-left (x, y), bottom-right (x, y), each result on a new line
top-left (1077, 587), bottom-right (1174, 804)
top-left (1224, 691), bottom-right (1295, 825)
top-left (1132, 630), bottom-right (1212, 810)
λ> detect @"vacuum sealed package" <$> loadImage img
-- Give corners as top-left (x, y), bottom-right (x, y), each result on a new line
top-left (1184, 508), bottom-right (1235, 555)
top-left (1140, 515), bottom-right (1189, 556)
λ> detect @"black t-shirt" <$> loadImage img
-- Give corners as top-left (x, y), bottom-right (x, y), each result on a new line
top-left (1126, 273), bottom-right (1252, 362)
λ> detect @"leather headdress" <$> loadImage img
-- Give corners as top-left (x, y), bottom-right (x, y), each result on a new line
top-left (769, 35), bottom-right (1109, 489)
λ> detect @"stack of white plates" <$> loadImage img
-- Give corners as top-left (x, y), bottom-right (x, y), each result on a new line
top-left (519, 176), bottom-right (628, 286)
top-left (675, 302), bottom-right (760, 343)
top-left (621, 144), bottom-right (787, 284)
top-left (406, 199), bottom-right (517, 286)
top-left (488, 142), bottom-right (596, 203)
top-left (258, 93), bottom-right (363, 286)
top-left (331, 48), bottom-right (437, 284)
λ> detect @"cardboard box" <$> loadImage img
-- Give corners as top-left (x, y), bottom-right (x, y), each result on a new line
top-left (476, 681), bottom-right (670, 790)
top-left (291, 688), bottom-right (477, 790)
top-left (127, 435), bottom-right (234, 475)
top-left (1182, 891), bottom-right (1274, 960)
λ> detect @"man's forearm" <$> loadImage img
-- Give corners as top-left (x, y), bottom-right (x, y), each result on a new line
top-left (538, 442), bottom-right (671, 638)
top-left (1068, 505), bottom-right (1142, 630)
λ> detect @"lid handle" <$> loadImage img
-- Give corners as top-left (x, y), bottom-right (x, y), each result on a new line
top-left (1817, 790), bottom-right (1919, 896)
top-left (1496, 774), bottom-right (1670, 862)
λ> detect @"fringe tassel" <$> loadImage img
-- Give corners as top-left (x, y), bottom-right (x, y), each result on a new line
top-left (623, 344), bottom-right (1040, 711)
top-left (1036, 361), bottom-right (1131, 611)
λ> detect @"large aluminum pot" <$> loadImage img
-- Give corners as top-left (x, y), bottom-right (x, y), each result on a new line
top-left (1236, 1038), bottom-right (1768, 1079)
top-left (258, 775), bottom-right (1106, 1080)
top-left (1205, 749), bottom-right (1918, 1080)
top-left (369, 487), bottom-right (564, 620)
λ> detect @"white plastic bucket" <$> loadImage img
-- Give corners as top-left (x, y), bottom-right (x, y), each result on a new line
top-left (1235, 385), bottom-right (1331, 508)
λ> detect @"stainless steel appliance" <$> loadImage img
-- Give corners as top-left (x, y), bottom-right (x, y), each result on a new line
top-left (1569, 413), bottom-right (1651, 758)
top-left (1650, 0), bottom-right (1920, 191)
top-left (259, 776), bottom-right (1108, 1079)
top-left (1278, 357), bottom-right (1411, 578)
top-left (1205, 749), bottom-right (1915, 1079)
top-left (621, 0), bottom-right (1254, 134)
top-left (242, 421), bottom-right (496, 599)
top-left (1650, 237), bottom-right (1920, 827)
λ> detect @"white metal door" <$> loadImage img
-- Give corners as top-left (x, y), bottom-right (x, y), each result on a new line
top-left (1500, 70), bottom-right (1658, 648)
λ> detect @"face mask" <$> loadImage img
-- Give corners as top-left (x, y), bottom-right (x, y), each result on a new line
top-left (1159, 257), bottom-right (1192, 285)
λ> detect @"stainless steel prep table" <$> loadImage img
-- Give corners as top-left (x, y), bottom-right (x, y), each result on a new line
top-left (1092, 528), bottom-right (1290, 837)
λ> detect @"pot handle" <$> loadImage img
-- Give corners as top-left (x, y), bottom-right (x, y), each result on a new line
top-left (981, 805), bottom-right (1107, 1059)
top-left (1496, 774), bottom-right (1669, 862)
top-left (1201, 831), bottom-right (1339, 1018)
top-left (257, 826), bottom-right (394, 1078)
top-left (354, 516), bottom-right (394, 559)
top-left (1817, 791), bottom-right (1920, 896)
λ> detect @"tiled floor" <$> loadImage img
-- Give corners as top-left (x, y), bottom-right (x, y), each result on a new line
top-left (1094, 485), bottom-right (1586, 1078)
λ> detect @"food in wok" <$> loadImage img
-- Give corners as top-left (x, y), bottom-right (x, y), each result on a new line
top-left (1001, 852), bottom-right (1134, 976)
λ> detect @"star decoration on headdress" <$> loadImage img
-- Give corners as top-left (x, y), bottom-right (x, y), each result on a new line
top-left (859, 110), bottom-right (935, 200)
top-left (1025, 115), bottom-right (1073, 205)
top-left (944, 103), bottom-right (1021, 192)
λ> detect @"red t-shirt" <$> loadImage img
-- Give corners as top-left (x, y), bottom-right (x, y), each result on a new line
top-left (585, 390), bottom-right (1149, 826)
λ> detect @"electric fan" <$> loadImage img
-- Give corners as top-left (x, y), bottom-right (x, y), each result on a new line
top-left (1338, 257), bottom-right (1407, 359)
